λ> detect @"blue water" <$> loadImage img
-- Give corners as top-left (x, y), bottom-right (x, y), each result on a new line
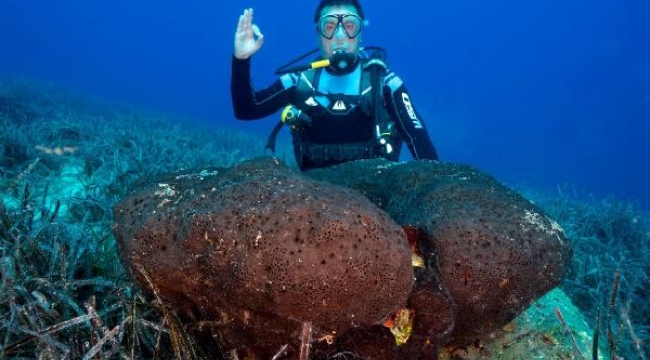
top-left (2, 0), bottom-right (649, 209)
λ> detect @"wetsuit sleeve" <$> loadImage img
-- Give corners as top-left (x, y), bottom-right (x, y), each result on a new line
top-left (382, 71), bottom-right (440, 160)
top-left (231, 55), bottom-right (296, 120)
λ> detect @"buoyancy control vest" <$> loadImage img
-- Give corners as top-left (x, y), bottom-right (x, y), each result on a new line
top-left (266, 50), bottom-right (401, 170)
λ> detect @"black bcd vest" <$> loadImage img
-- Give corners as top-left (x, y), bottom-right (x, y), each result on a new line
top-left (266, 55), bottom-right (401, 170)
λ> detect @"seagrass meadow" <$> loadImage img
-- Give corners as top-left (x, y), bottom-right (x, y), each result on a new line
top-left (1, 76), bottom-right (648, 359)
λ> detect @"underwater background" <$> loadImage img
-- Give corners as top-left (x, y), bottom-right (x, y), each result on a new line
top-left (2, 0), bottom-right (649, 209)
top-left (1, 0), bottom-right (649, 359)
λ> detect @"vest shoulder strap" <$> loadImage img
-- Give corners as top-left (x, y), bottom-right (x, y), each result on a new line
top-left (295, 69), bottom-right (318, 102)
top-left (293, 62), bottom-right (375, 113)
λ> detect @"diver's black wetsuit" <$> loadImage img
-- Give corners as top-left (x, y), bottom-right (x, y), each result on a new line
top-left (231, 55), bottom-right (438, 170)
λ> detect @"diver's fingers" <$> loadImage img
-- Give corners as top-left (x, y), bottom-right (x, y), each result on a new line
top-left (238, 10), bottom-right (258, 42)
top-left (237, 14), bottom-right (245, 33)
top-left (251, 24), bottom-right (263, 40)
top-left (236, 12), bottom-right (247, 34)
top-left (237, 8), bottom-right (251, 32)
top-left (244, 8), bottom-right (253, 29)
top-left (255, 33), bottom-right (264, 49)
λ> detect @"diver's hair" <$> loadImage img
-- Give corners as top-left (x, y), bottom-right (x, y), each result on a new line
top-left (313, 0), bottom-right (365, 23)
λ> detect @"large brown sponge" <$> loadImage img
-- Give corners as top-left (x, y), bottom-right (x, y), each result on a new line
top-left (113, 158), bottom-right (414, 358)
top-left (306, 159), bottom-right (572, 346)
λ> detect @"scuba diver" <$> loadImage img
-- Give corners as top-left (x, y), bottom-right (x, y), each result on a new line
top-left (231, 0), bottom-right (439, 171)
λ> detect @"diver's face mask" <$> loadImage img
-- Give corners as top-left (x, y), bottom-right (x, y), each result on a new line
top-left (316, 13), bottom-right (363, 40)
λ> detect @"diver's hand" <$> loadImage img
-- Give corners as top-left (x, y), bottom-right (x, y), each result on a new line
top-left (234, 8), bottom-right (264, 59)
